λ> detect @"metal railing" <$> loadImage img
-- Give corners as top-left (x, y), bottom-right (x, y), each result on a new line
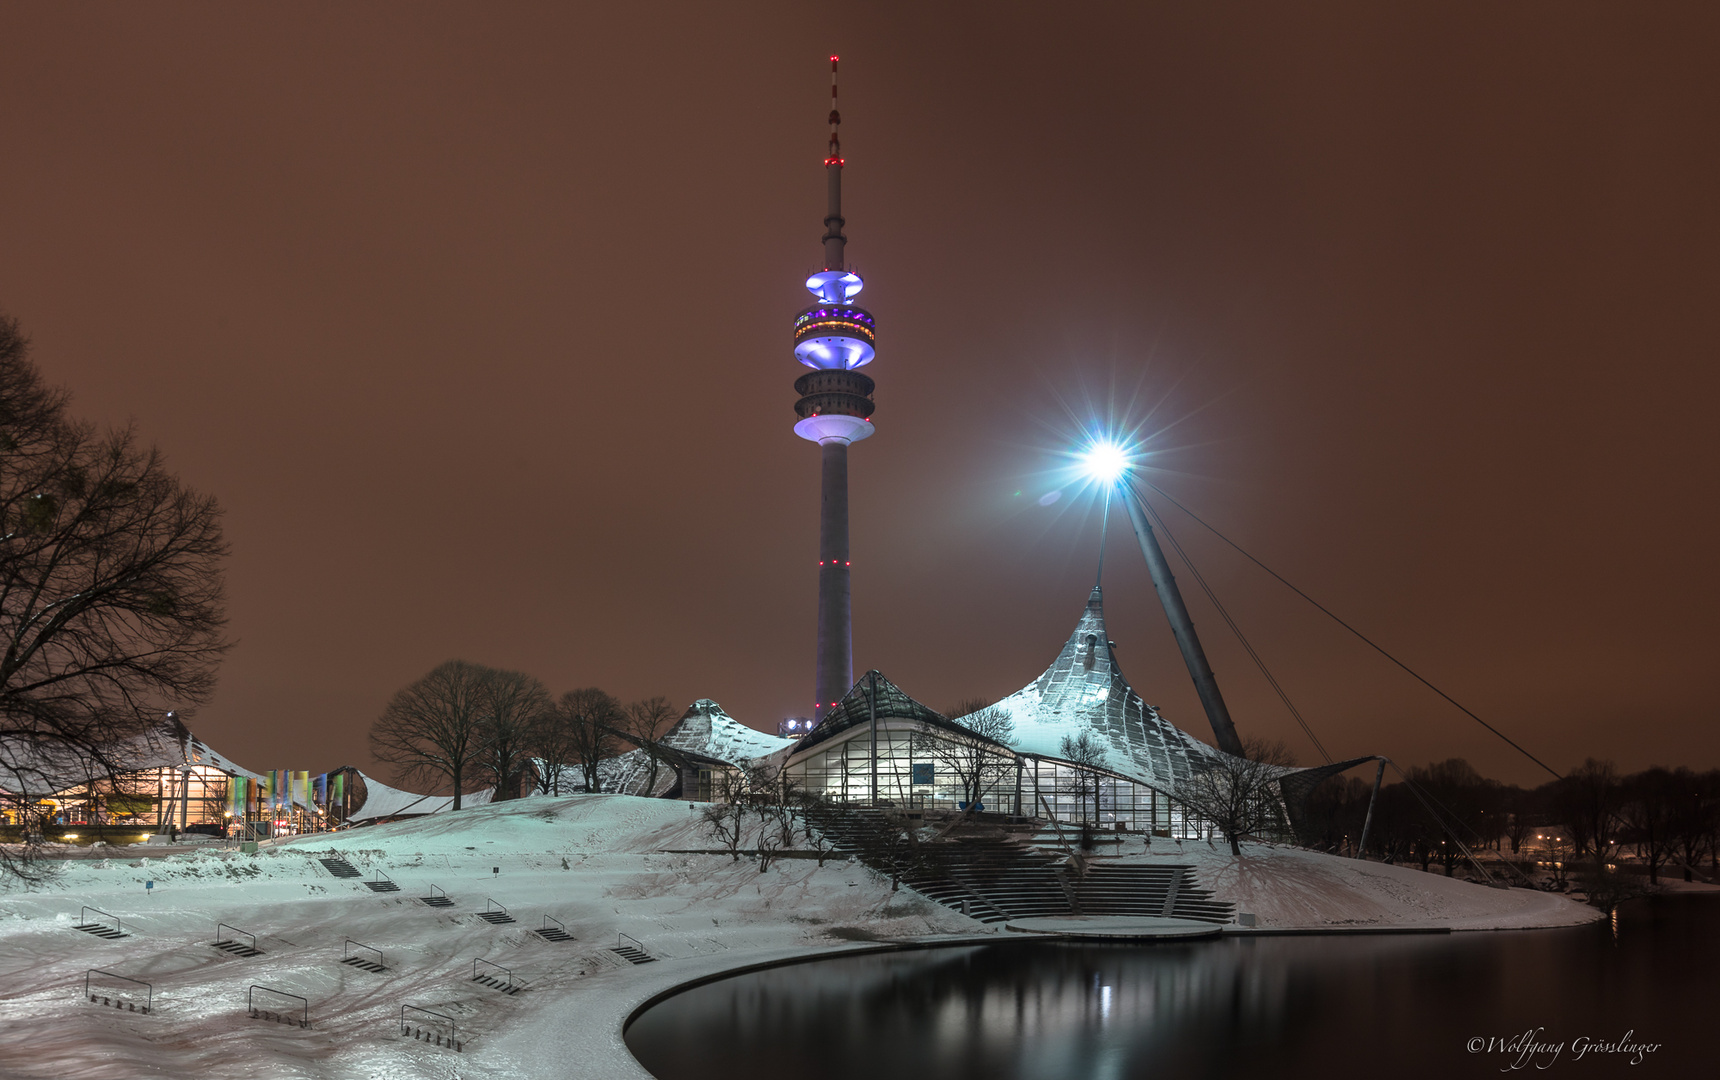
top-left (248, 985), bottom-right (309, 1028)
top-left (84, 969), bottom-right (151, 1013)
top-left (79, 906), bottom-right (123, 934)
top-left (617, 932), bottom-right (645, 952)
top-left (400, 1004), bottom-right (462, 1051)
top-left (343, 939), bottom-right (383, 967)
top-left (472, 957), bottom-right (515, 988)
top-left (216, 923), bottom-right (257, 951)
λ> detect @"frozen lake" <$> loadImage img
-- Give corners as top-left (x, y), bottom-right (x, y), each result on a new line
top-left (627, 893), bottom-right (1714, 1078)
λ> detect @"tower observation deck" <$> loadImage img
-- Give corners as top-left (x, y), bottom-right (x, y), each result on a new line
top-left (795, 56), bottom-right (875, 721)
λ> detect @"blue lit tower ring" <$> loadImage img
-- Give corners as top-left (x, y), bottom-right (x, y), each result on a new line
top-left (793, 302), bottom-right (875, 370)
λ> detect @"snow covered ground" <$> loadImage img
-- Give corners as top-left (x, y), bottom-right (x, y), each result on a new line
top-left (1102, 835), bottom-right (1603, 931)
top-left (0, 795), bottom-right (1598, 1079)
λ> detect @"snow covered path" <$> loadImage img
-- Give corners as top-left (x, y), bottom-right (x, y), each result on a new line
top-left (0, 795), bottom-right (1597, 1079)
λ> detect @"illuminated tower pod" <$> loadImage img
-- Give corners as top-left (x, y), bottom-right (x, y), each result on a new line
top-left (794, 56), bottom-right (875, 721)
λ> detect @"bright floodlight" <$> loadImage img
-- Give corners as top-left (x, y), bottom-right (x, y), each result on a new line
top-left (1080, 441), bottom-right (1131, 484)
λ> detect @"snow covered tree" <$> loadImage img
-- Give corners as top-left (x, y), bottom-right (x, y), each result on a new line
top-left (369, 660), bottom-right (493, 809)
top-left (0, 313), bottom-right (229, 881)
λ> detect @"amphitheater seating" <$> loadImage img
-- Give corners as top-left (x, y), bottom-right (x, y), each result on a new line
top-left (804, 806), bottom-right (1235, 924)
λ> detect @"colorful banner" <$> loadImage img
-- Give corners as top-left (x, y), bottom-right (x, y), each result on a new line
top-left (297, 771), bottom-right (310, 809)
top-left (331, 771), bottom-right (344, 810)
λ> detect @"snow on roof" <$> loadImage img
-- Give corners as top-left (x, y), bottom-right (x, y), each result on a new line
top-left (1, 717), bottom-right (267, 796)
top-left (537, 750), bottom-right (678, 798)
top-left (786, 673), bottom-right (974, 761)
top-left (994, 586), bottom-right (1225, 792)
top-left (347, 770), bottom-right (494, 821)
top-left (659, 699), bottom-right (793, 767)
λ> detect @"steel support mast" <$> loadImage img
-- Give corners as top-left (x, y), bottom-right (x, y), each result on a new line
top-left (1118, 480), bottom-right (1247, 757)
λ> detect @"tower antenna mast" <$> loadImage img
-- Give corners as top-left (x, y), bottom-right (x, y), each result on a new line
top-left (823, 55), bottom-right (846, 271)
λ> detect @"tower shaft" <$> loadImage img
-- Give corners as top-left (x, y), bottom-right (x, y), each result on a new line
top-left (823, 162), bottom-right (845, 271)
top-left (815, 440), bottom-right (852, 718)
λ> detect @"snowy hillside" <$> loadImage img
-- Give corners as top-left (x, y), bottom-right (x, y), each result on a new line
top-left (0, 795), bottom-right (1596, 1079)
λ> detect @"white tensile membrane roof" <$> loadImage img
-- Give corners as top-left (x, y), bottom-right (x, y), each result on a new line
top-left (0, 715), bottom-right (269, 798)
top-left (531, 699), bottom-right (794, 798)
top-left (345, 771), bottom-right (495, 821)
top-left (660, 699), bottom-right (795, 763)
top-left (991, 586), bottom-right (1234, 791)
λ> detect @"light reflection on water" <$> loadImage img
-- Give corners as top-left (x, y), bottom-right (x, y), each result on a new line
top-left (625, 896), bottom-right (1714, 1079)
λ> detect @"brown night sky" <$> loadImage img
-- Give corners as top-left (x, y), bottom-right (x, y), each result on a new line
top-left (1, 4), bottom-right (1715, 789)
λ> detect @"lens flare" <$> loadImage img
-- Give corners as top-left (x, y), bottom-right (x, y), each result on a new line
top-left (1079, 441), bottom-right (1131, 484)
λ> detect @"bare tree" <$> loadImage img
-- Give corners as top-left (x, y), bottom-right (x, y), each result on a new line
top-left (1503, 785), bottom-right (1539, 856)
top-left (1618, 767), bottom-right (1678, 886)
top-left (619, 695), bottom-right (678, 795)
top-left (531, 700), bottom-right (579, 796)
top-left (911, 704), bottom-right (1015, 811)
top-left (475, 668), bottom-right (551, 802)
top-left (699, 767), bottom-right (750, 861)
top-left (1668, 768), bottom-right (1718, 882)
top-left (1548, 758), bottom-right (1622, 859)
top-left (794, 788), bottom-right (841, 867)
top-left (369, 660), bottom-right (492, 809)
top-left (1574, 853), bottom-right (1647, 912)
top-left (0, 313), bottom-right (229, 881)
top-left (551, 687), bottom-right (622, 793)
top-left (1176, 737), bottom-right (1297, 856)
top-left (753, 771), bottom-right (807, 873)
top-left (1058, 731), bottom-right (1109, 826)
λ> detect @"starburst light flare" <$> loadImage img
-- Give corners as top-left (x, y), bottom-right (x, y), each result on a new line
top-left (1078, 440), bottom-right (1133, 485)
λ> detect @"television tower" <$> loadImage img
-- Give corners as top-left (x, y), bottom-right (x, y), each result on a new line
top-left (793, 56), bottom-right (876, 721)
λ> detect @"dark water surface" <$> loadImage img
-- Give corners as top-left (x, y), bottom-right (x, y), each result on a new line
top-left (625, 895), bottom-right (1715, 1079)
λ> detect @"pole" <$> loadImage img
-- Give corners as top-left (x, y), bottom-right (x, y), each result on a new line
top-left (1117, 479), bottom-right (1246, 756)
top-left (1095, 487), bottom-right (1110, 588)
top-left (868, 671), bottom-right (878, 806)
top-left (1356, 757), bottom-right (1388, 859)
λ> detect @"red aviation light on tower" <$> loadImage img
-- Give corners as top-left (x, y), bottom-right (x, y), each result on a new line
top-left (825, 54), bottom-right (843, 166)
